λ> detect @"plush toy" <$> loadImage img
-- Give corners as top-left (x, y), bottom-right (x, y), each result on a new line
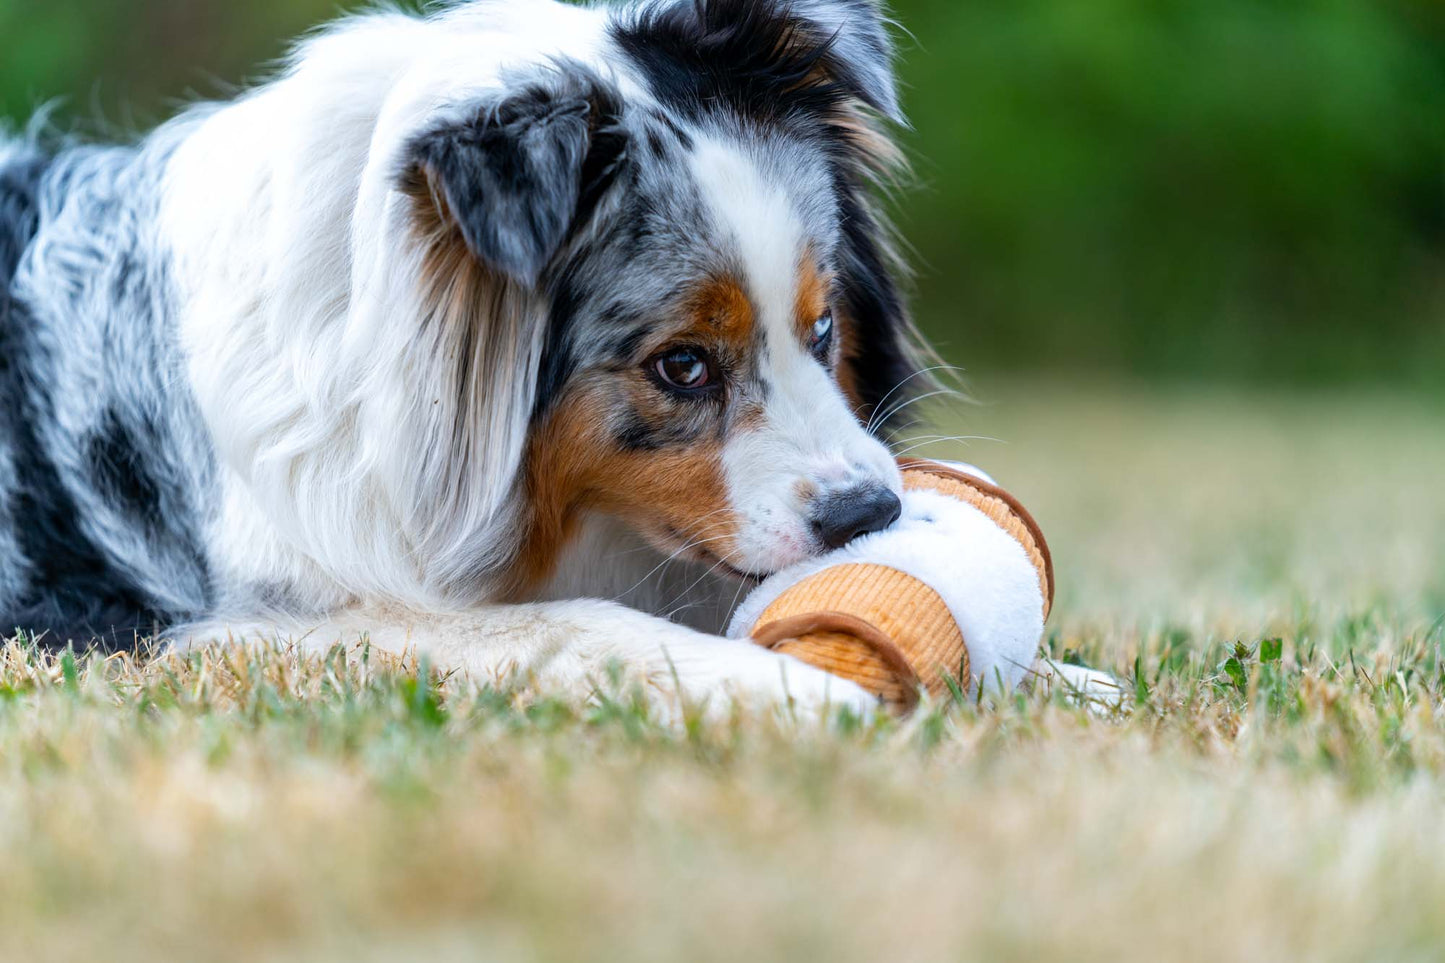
top-left (727, 460), bottom-right (1053, 711)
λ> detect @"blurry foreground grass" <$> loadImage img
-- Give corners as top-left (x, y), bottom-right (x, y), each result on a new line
top-left (3, 381), bottom-right (1445, 962)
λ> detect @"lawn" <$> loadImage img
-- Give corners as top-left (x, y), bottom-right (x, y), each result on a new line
top-left (2, 380), bottom-right (1443, 962)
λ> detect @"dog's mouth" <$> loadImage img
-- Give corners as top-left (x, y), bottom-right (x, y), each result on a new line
top-left (696, 547), bottom-right (765, 586)
top-left (656, 524), bottom-right (764, 584)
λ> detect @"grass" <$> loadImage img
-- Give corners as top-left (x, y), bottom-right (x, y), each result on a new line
top-left (3, 378), bottom-right (1444, 962)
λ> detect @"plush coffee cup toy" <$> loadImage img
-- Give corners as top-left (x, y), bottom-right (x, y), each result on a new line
top-left (727, 460), bottom-right (1053, 711)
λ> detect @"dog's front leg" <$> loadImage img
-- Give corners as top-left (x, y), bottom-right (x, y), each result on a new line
top-left (178, 601), bottom-right (878, 719)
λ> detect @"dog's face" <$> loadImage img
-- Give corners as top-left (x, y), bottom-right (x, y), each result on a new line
top-left (402, 0), bottom-right (923, 588)
top-left (525, 131), bottom-right (904, 581)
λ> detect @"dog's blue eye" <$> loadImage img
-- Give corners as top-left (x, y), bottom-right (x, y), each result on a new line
top-left (654, 348), bottom-right (714, 391)
top-left (810, 311), bottom-right (834, 355)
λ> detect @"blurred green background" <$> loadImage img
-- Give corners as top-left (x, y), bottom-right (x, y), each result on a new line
top-left (2, 0), bottom-right (1441, 387)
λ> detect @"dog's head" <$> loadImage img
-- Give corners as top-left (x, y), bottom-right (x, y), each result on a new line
top-left (397, 0), bottom-right (926, 592)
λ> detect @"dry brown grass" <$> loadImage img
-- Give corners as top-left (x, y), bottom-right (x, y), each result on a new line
top-left (2, 379), bottom-right (1442, 961)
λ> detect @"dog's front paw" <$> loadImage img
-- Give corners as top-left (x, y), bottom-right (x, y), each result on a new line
top-left (1032, 658), bottom-right (1127, 713)
top-left (660, 640), bottom-right (879, 722)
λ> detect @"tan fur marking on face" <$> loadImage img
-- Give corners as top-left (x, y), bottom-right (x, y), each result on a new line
top-left (686, 275), bottom-right (755, 347)
top-left (794, 251), bottom-right (831, 338)
top-left (509, 379), bottom-right (737, 596)
top-left (833, 307), bottom-right (867, 419)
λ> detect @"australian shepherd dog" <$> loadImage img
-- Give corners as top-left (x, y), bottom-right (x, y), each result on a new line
top-left (0, 0), bottom-right (940, 715)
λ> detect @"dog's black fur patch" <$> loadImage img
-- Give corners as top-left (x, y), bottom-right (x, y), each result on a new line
top-left (0, 149), bottom-right (163, 645)
top-left (613, 0), bottom-right (898, 128)
top-left (0, 137), bottom-right (216, 648)
top-left (833, 176), bottom-right (917, 429)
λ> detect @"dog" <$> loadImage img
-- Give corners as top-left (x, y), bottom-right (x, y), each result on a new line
top-left (0, 0), bottom-right (982, 716)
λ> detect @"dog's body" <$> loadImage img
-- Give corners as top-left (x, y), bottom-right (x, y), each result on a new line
top-left (0, 0), bottom-right (937, 713)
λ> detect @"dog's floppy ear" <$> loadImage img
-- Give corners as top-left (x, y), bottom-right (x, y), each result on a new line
top-left (782, 0), bottom-right (901, 122)
top-left (402, 67), bottom-right (629, 285)
top-left (614, 0), bottom-right (902, 125)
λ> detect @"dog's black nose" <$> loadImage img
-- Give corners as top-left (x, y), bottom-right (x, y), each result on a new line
top-left (810, 485), bottom-right (903, 551)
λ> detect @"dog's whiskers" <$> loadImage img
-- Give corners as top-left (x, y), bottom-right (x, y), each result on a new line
top-left (663, 542), bottom-right (754, 617)
top-left (889, 434), bottom-right (1002, 459)
top-left (869, 385), bottom-right (967, 436)
top-left (865, 365), bottom-right (968, 435)
top-left (620, 527), bottom-right (738, 601)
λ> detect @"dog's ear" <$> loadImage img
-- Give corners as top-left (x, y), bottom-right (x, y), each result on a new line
top-left (781, 0), bottom-right (901, 122)
top-left (614, 0), bottom-right (902, 125)
top-left (402, 68), bottom-right (629, 285)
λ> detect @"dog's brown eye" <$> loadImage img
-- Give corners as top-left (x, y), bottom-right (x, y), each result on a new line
top-left (654, 348), bottom-right (714, 391)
